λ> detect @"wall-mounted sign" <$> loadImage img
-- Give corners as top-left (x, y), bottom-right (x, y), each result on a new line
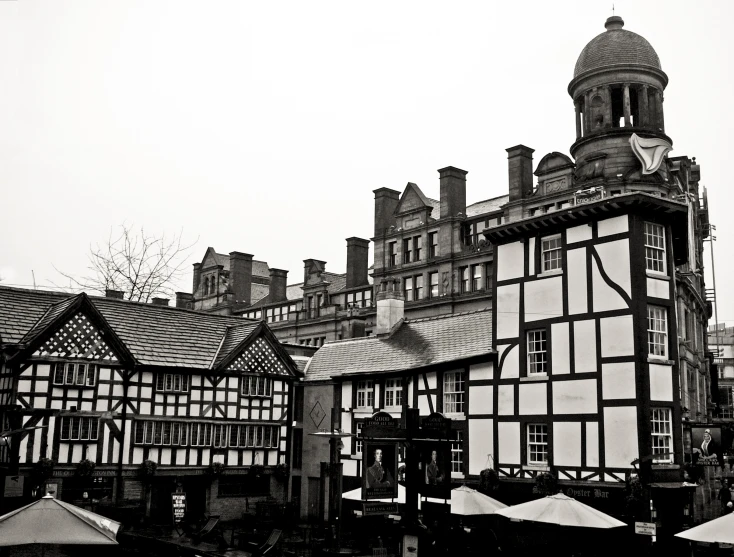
top-left (362, 441), bottom-right (399, 501)
top-left (363, 502), bottom-right (400, 516)
top-left (420, 413), bottom-right (451, 440)
top-left (691, 426), bottom-right (724, 467)
top-left (172, 492), bottom-right (187, 524)
top-left (635, 522), bottom-right (656, 536)
top-left (416, 440), bottom-right (451, 500)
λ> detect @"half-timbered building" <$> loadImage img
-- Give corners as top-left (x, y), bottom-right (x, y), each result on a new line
top-left (0, 286), bottom-right (300, 521)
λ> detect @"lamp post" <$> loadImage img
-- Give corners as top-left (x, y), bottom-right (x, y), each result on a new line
top-left (309, 410), bottom-right (353, 555)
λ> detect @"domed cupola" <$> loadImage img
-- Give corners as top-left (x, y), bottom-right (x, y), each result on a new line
top-left (569, 16), bottom-right (672, 186)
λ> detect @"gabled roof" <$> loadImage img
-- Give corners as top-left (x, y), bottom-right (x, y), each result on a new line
top-left (247, 272), bottom-right (350, 309)
top-left (395, 183), bottom-right (435, 216)
top-left (200, 247), bottom-right (269, 278)
top-left (305, 309), bottom-right (494, 381)
top-left (0, 286), bottom-right (298, 373)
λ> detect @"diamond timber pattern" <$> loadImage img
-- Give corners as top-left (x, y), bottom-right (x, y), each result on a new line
top-left (226, 338), bottom-right (288, 375)
top-left (34, 312), bottom-right (118, 361)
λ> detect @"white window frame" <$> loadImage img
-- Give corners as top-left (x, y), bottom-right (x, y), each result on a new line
top-left (443, 371), bottom-right (465, 414)
top-left (156, 372), bottom-right (189, 393)
top-left (60, 416), bottom-right (99, 441)
top-left (429, 272), bottom-right (439, 298)
top-left (527, 329), bottom-right (548, 375)
top-left (651, 408), bottom-right (673, 463)
top-left (404, 277), bottom-right (414, 301)
top-left (451, 430), bottom-right (464, 475)
top-left (242, 375), bottom-right (273, 397)
top-left (541, 234), bottom-right (562, 272)
top-left (527, 423), bottom-right (548, 465)
top-left (647, 305), bottom-right (668, 359)
top-left (644, 222), bottom-right (666, 274)
top-left (356, 380), bottom-right (374, 409)
top-left (384, 379), bottom-right (403, 408)
top-left (355, 421), bottom-right (364, 455)
top-left (53, 362), bottom-right (96, 387)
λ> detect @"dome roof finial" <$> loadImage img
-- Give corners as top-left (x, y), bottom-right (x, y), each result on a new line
top-left (605, 15), bottom-right (624, 30)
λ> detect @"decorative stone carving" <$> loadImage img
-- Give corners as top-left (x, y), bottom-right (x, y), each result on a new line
top-left (629, 133), bottom-right (672, 175)
top-left (545, 177), bottom-right (567, 194)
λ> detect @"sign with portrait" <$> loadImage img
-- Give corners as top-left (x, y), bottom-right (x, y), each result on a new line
top-left (362, 442), bottom-right (398, 501)
top-left (417, 440), bottom-right (451, 500)
top-left (691, 426), bottom-right (724, 467)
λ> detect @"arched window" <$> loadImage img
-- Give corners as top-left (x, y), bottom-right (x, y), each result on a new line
top-left (204, 277), bottom-right (210, 295)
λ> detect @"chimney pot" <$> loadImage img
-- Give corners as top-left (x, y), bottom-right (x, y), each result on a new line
top-left (175, 292), bottom-right (194, 309)
top-left (152, 297), bottom-right (170, 306)
top-left (375, 278), bottom-right (404, 335)
top-left (229, 252), bottom-right (254, 307)
top-left (105, 289), bottom-right (125, 300)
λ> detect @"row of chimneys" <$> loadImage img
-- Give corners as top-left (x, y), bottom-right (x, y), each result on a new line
top-left (373, 147), bottom-right (535, 236)
top-left (172, 237), bottom-right (370, 310)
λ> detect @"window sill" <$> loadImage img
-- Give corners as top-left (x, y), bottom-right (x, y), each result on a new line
top-left (520, 375), bottom-right (549, 382)
top-left (646, 272), bottom-right (669, 281)
top-left (444, 413), bottom-right (466, 421)
top-left (537, 269), bottom-right (563, 278)
top-left (647, 357), bottom-right (674, 366)
top-left (522, 464), bottom-right (549, 471)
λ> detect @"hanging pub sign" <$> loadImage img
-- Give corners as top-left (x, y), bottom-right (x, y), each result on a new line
top-left (362, 441), bottom-right (399, 501)
top-left (172, 492), bottom-right (187, 524)
top-left (362, 411), bottom-right (406, 440)
top-left (420, 412), bottom-right (452, 440)
top-left (690, 426), bottom-right (724, 467)
top-left (416, 439), bottom-right (451, 500)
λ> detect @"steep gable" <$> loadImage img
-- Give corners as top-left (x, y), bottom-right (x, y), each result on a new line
top-left (395, 183), bottom-right (433, 216)
top-left (225, 337), bottom-right (292, 376)
top-left (33, 311), bottom-right (119, 362)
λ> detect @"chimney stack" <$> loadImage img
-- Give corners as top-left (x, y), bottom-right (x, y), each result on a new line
top-left (151, 297), bottom-right (170, 306)
top-left (439, 167), bottom-right (468, 219)
top-left (373, 188), bottom-right (400, 238)
top-left (506, 145), bottom-right (535, 202)
top-left (105, 289), bottom-right (124, 299)
top-left (345, 237), bottom-right (370, 289)
top-left (175, 292), bottom-right (194, 309)
top-left (375, 278), bottom-right (404, 336)
top-left (268, 269), bottom-right (288, 303)
top-left (229, 252), bottom-right (253, 306)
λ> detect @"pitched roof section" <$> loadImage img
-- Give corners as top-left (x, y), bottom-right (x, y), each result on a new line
top-left (305, 309), bottom-right (494, 381)
top-left (0, 286), bottom-right (296, 372)
top-left (202, 248), bottom-right (269, 278)
top-left (210, 323), bottom-right (260, 369)
top-left (466, 195), bottom-right (509, 217)
top-left (20, 294), bottom-right (84, 346)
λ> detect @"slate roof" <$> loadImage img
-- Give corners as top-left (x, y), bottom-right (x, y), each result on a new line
top-left (466, 195), bottom-right (509, 218)
top-left (210, 251), bottom-right (270, 278)
top-left (574, 17), bottom-right (661, 78)
top-left (248, 271), bottom-right (353, 309)
top-left (305, 309), bottom-right (494, 381)
top-left (0, 286), bottom-right (288, 371)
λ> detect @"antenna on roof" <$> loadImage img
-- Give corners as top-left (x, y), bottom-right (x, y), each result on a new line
top-left (32, 270), bottom-right (36, 290)
top-left (612, 3), bottom-right (615, 15)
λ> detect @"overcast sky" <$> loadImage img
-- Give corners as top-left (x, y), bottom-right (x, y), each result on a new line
top-left (2, 1), bottom-right (733, 327)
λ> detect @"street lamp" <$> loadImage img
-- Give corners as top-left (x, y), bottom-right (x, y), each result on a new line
top-left (309, 417), bottom-right (354, 555)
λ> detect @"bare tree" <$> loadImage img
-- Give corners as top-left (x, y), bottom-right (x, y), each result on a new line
top-left (56, 224), bottom-right (197, 303)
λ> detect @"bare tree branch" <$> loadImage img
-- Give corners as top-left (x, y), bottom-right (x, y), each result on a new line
top-left (54, 224), bottom-right (198, 303)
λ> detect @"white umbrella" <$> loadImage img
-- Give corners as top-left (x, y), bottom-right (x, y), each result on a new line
top-left (0, 494), bottom-right (120, 556)
top-left (494, 492), bottom-right (625, 529)
top-left (675, 513), bottom-right (734, 544)
top-left (449, 485), bottom-right (507, 515)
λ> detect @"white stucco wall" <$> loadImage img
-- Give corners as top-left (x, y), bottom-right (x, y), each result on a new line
top-left (469, 418), bottom-right (494, 475)
top-left (603, 406), bottom-right (639, 468)
top-left (499, 344), bottom-right (519, 379)
top-left (554, 421), bottom-right (582, 466)
top-left (498, 384), bottom-right (515, 415)
top-left (649, 363), bottom-right (674, 402)
top-left (597, 215), bottom-right (629, 237)
top-left (600, 315), bottom-right (635, 357)
top-left (497, 241), bottom-right (525, 281)
top-left (469, 385), bottom-right (493, 415)
top-left (551, 322), bottom-right (570, 375)
top-left (574, 320), bottom-right (597, 374)
top-left (567, 223), bottom-right (593, 244)
top-left (525, 276), bottom-right (563, 322)
top-left (601, 362), bottom-right (636, 400)
top-left (519, 383), bottom-right (547, 415)
top-left (647, 277), bottom-right (670, 299)
top-left (567, 247), bottom-right (588, 315)
top-left (552, 379), bottom-right (597, 414)
top-left (496, 284), bottom-right (520, 339)
top-left (498, 421), bottom-right (520, 464)
top-left (586, 422), bottom-right (599, 467)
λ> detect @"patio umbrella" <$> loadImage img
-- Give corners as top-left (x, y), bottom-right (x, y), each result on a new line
top-left (0, 494), bottom-right (120, 551)
top-left (449, 485), bottom-right (507, 515)
top-left (674, 513), bottom-right (734, 544)
top-left (494, 492), bottom-right (626, 529)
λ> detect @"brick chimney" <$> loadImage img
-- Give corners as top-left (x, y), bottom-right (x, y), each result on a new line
top-left (105, 289), bottom-right (124, 299)
top-left (439, 167), bottom-right (468, 219)
top-left (375, 278), bottom-right (404, 336)
top-left (373, 188), bottom-right (400, 238)
top-left (268, 268), bottom-right (288, 303)
top-left (346, 237), bottom-right (370, 289)
top-left (175, 292), bottom-right (194, 309)
top-left (192, 262), bottom-right (202, 295)
top-left (507, 145), bottom-right (535, 202)
top-left (151, 297), bottom-right (170, 306)
top-left (229, 252), bottom-right (253, 306)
